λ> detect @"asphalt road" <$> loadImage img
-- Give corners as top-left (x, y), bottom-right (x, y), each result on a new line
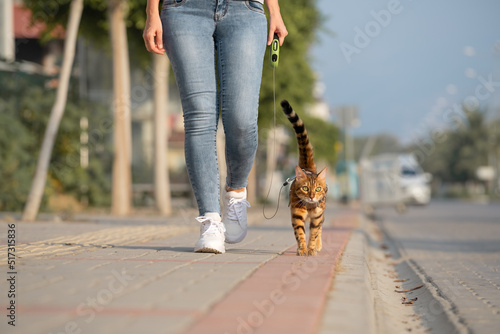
top-left (375, 200), bottom-right (500, 333)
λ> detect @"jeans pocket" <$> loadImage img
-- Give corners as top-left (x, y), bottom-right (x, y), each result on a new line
top-left (245, 1), bottom-right (265, 15)
top-left (162, 0), bottom-right (187, 9)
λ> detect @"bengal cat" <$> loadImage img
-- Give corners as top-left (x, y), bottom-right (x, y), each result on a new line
top-left (281, 100), bottom-right (328, 256)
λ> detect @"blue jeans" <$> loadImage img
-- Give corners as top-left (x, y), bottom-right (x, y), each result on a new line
top-left (161, 0), bottom-right (267, 215)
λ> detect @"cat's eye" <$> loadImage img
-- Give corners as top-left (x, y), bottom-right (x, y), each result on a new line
top-left (315, 187), bottom-right (322, 192)
top-left (302, 186), bottom-right (309, 192)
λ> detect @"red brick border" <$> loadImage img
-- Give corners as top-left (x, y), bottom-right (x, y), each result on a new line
top-left (184, 210), bottom-right (358, 334)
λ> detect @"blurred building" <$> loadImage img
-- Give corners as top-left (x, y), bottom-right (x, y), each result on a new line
top-left (1, 0), bottom-right (64, 75)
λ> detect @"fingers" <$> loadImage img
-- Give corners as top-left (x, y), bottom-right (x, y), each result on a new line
top-left (143, 19), bottom-right (166, 55)
top-left (267, 30), bottom-right (274, 46)
top-left (153, 29), bottom-right (165, 54)
top-left (277, 28), bottom-right (288, 46)
top-left (267, 15), bottom-right (288, 46)
top-left (267, 27), bottom-right (288, 46)
top-left (143, 32), bottom-right (165, 55)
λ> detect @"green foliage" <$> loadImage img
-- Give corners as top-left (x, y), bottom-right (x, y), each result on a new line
top-left (0, 72), bottom-right (112, 211)
top-left (0, 100), bottom-right (36, 211)
top-left (260, 0), bottom-right (322, 128)
top-left (21, 0), bottom-right (151, 66)
top-left (408, 106), bottom-right (489, 183)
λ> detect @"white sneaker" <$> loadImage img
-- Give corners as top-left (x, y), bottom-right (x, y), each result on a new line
top-left (223, 188), bottom-right (251, 244)
top-left (194, 213), bottom-right (226, 254)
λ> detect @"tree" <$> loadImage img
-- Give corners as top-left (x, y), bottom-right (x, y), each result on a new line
top-left (22, 0), bottom-right (84, 221)
top-left (0, 72), bottom-right (112, 211)
top-left (443, 109), bottom-right (488, 183)
top-left (408, 106), bottom-right (489, 184)
top-left (108, 0), bottom-right (132, 215)
top-left (153, 53), bottom-right (172, 215)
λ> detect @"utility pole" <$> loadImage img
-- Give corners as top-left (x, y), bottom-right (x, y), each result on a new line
top-left (337, 105), bottom-right (360, 202)
top-left (491, 41), bottom-right (500, 195)
top-left (153, 53), bottom-right (172, 216)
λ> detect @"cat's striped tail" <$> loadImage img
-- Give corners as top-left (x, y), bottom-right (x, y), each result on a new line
top-left (280, 99), bottom-right (317, 173)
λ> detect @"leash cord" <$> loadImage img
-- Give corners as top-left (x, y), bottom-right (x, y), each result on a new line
top-left (262, 67), bottom-right (279, 219)
top-left (262, 177), bottom-right (295, 220)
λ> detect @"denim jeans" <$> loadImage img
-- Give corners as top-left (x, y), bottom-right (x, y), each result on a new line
top-left (161, 0), bottom-right (267, 215)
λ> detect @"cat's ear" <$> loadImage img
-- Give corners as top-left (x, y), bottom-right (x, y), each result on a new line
top-left (317, 167), bottom-right (328, 182)
top-left (295, 166), bottom-right (307, 181)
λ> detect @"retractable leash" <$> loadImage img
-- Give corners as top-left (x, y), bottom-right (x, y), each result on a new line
top-left (270, 33), bottom-right (280, 68)
top-left (263, 33), bottom-right (290, 220)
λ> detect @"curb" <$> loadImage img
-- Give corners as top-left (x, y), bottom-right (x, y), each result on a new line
top-left (318, 213), bottom-right (376, 334)
top-left (368, 215), bottom-right (470, 333)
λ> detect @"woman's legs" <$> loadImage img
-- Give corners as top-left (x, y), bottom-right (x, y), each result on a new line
top-left (161, 0), bottom-right (267, 218)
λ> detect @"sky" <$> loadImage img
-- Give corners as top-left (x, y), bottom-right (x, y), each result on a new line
top-left (311, 0), bottom-right (500, 144)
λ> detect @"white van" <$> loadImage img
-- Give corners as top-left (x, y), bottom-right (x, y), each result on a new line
top-left (360, 154), bottom-right (432, 214)
top-left (399, 154), bottom-right (432, 205)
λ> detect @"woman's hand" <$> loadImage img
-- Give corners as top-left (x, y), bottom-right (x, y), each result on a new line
top-left (265, 0), bottom-right (288, 46)
top-left (143, 13), bottom-right (166, 54)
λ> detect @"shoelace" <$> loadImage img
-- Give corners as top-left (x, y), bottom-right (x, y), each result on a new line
top-left (226, 198), bottom-right (251, 226)
top-left (196, 216), bottom-right (226, 236)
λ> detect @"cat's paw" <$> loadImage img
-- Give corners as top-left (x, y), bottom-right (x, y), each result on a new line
top-left (307, 248), bottom-right (318, 256)
top-left (297, 248), bottom-right (308, 256)
top-left (316, 239), bottom-right (322, 252)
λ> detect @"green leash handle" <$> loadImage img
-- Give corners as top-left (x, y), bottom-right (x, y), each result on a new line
top-left (270, 33), bottom-right (280, 68)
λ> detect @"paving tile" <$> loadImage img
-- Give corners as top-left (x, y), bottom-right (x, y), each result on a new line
top-left (0, 205), bottom-right (359, 334)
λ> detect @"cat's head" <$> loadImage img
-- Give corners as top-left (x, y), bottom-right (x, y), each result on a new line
top-left (293, 166), bottom-right (328, 205)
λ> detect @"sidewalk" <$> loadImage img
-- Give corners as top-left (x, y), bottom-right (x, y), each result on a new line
top-left (0, 204), bottom-right (359, 334)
